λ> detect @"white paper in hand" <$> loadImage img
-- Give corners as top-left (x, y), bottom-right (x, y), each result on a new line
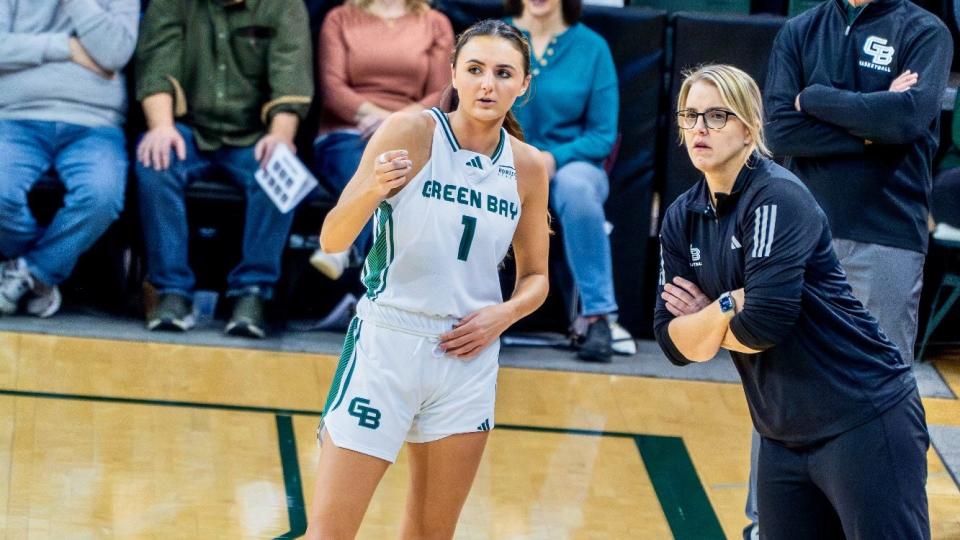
top-left (254, 143), bottom-right (319, 214)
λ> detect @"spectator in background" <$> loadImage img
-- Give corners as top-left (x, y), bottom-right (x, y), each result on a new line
top-left (0, 0), bottom-right (138, 319)
top-left (135, 0), bottom-right (313, 339)
top-left (308, 0), bottom-right (454, 280)
top-left (765, 0), bottom-right (952, 365)
top-left (505, 0), bottom-right (620, 362)
top-left (760, 1), bottom-right (951, 537)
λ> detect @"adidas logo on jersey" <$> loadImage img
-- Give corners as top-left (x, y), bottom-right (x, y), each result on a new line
top-left (731, 236), bottom-right (741, 250)
top-left (466, 156), bottom-right (483, 170)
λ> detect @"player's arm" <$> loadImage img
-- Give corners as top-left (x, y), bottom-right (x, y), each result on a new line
top-left (319, 111), bottom-right (430, 253)
top-left (439, 140), bottom-right (550, 359)
top-left (797, 24), bottom-right (952, 145)
top-left (503, 140), bottom-right (551, 322)
top-left (763, 24), bottom-right (867, 158)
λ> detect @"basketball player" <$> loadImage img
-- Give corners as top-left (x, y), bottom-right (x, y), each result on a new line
top-left (655, 65), bottom-right (929, 539)
top-left (304, 20), bottom-right (550, 540)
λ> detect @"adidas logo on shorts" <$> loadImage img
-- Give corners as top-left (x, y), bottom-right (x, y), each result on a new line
top-left (477, 418), bottom-right (491, 431)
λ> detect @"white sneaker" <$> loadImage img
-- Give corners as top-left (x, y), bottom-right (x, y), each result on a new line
top-left (933, 222), bottom-right (960, 243)
top-left (309, 249), bottom-right (350, 280)
top-left (0, 258), bottom-right (34, 315)
top-left (610, 320), bottom-right (637, 355)
top-left (26, 285), bottom-right (61, 318)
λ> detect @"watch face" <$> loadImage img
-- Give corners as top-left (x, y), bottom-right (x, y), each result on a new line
top-left (719, 295), bottom-right (734, 313)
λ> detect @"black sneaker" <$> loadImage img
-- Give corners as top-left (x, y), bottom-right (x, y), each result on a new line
top-left (147, 293), bottom-right (195, 332)
top-left (578, 317), bottom-right (613, 363)
top-left (225, 294), bottom-right (266, 339)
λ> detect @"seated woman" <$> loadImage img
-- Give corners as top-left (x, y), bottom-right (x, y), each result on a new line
top-left (310, 0), bottom-right (454, 279)
top-left (504, 0), bottom-right (621, 362)
top-left (656, 64), bottom-right (928, 539)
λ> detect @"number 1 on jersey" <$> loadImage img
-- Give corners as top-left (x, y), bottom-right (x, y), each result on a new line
top-left (458, 215), bottom-right (477, 261)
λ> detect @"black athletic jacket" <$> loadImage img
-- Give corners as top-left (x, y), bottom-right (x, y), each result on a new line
top-left (654, 156), bottom-right (916, 446)
top-left (764, 0), bottom-right (952, 254)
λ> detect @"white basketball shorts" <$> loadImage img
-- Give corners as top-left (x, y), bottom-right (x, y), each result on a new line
top-left (318, 300), bottom-right (499, 463)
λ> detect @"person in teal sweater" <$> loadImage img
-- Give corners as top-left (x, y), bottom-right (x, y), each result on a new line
top-left (505, 0), bottom-right (620, 362)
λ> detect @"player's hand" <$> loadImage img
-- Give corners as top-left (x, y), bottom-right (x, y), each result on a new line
top-left (255, 133), bottom-right (295, 169)
top-left (889, 70), bottom-right (918, 93)
top-left (438, 304), bottom-right (514, 360)
top-left (662, 276), bottom-right (711, 317)
top-left (136, 125), bottom-right (187, 171)
top-left (370, 150), bottom-right (413, 198)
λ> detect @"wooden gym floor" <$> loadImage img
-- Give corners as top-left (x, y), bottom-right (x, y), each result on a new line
top-left (0, 331), bottom-right (958, 539)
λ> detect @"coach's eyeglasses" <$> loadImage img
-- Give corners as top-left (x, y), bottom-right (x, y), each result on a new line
top-left (677, 108), bottom-right (738, 130)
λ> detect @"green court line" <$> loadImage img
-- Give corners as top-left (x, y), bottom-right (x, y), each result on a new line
top-left (499, 424), bottom-right (724, 539)
top-left (636, 436), bottom-right (725, 540)
top-left (497, 423), bottom-right (638, 438)
top-left (274, 415), bottom-right (307, 540)
top-left (1, 389), bottom-right (724, 539)
top-left (0, 388), bottom-right (323, 416)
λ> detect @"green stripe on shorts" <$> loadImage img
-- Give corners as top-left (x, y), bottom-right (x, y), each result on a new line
top-left (321, 318), bottom-right (361, 416)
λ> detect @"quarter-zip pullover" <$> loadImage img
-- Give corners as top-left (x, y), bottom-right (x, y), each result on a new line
top-left (764, 0), bottom-right (952, 254)
top-left (655, 156), bottom-right (915, 446)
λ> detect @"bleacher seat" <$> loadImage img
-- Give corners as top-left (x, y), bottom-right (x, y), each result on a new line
top-left (583, 6), bottom-right (667, 335)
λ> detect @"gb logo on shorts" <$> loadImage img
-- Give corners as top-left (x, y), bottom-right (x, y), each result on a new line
top-left (349, 397), bottom-right (382, 429)
top-left (861, 36), bottom-right (894, 72)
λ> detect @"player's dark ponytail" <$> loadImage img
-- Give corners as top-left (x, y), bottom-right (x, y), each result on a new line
top-left (448, 19), bottom-right (530, 141)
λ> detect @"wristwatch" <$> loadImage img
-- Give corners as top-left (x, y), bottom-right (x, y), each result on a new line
top-left (719, 292), bottom-right (736, 314)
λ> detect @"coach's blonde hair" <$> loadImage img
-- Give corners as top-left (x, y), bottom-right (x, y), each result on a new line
top-left (676, 64), bottom-right (771, 158)
top-left (350, 0), bottom-right (430, 14)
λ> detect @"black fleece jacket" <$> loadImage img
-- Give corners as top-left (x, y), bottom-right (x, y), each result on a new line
top-left (655, 157), bottom-right (915, 446)
top-left (764, 0), bottom-right (952, 253)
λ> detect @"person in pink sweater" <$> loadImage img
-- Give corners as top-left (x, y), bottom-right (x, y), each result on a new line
top-left (310, 0), bottom-right (454, 280)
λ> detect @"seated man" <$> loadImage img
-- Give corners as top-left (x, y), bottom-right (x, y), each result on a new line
top-left (0, 0), bottom-right (139, 318)
top-left (134, 0), bottom-right (313, 338)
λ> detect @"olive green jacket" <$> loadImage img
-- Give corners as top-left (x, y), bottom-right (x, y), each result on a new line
top-left (135, 0), bottom-right (314, 150)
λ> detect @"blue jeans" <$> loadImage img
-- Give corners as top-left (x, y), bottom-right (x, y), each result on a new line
top-left (135, 123), bottom-right (294, 300)
top-left (313, 131), bottom-right (371, 265)
top-left (550, 161), bottom-right (618, 316)
top-left (0, 120), bottom-right (126, 286)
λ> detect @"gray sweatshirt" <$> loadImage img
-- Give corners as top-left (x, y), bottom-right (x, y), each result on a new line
top-left (0, 0), bottom-right (139, 127)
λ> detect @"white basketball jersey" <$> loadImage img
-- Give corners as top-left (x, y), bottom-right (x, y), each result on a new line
top-left (359, 107), bottom-right (522, 319)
